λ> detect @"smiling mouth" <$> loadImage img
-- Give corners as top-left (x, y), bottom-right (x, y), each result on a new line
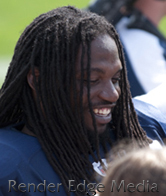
top-left (93, 108), bottom-right (111, 117)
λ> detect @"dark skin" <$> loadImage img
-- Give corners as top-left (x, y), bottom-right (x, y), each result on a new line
top-left (76, 34), bottom-right (122, 134)
top-left (23, 34), bottom-right (122, 137)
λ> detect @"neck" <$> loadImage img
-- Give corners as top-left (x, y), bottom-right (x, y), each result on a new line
top-left (22, 125), bottom-right (36, 137)
top-left (134, 0), bottom-right (166, 26)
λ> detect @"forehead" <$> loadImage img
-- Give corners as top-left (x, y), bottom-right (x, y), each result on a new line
top-left (76, 34), bottom-right (121, 71)
top-left (91, 34), bottom-right (119, 58)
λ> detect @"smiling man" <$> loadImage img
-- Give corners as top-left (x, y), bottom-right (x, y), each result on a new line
top-left (0, 6), bottom-right (166, 196)
top-left (76, 34), bottom-right (122, 134)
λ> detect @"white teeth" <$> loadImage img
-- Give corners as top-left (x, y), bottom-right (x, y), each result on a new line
top-left (94, 109), bottom-right (99, 114)
top-left (93, 108), bottom-right (111, 116)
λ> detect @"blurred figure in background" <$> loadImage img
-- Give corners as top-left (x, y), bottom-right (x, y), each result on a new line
top-left (135, 79), bottom-right (166, 116)
top-left (88, 0), bottom-right (166, 97)
top-left (99, 147), bottom-right (166, 196)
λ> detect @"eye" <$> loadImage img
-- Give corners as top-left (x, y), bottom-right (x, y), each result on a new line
top-left (83, 79), bottom-right (99, 84)
top-left (90, 79), bottom-right (99, 83)
top-left (112, 77), bottom-right (121, 84)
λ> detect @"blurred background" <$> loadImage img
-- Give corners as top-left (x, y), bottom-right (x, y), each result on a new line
top-left (0, 0), bottom-right (166, 87)
top-left (0, 0), bottom-right (89, 87)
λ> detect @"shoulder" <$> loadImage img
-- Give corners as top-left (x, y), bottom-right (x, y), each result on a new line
top-left (0, 125), bottom-right (65, 195)
top-left (116, 17), bottom-right (162, 53)
top-left (0, 125), bottom-right (41, 157)
top-left (133, 99), bottom-right (166, 144)
top-left (135, 81), bottom-right (166, 116)
top-left (116, 17), bottom-right (159, 42)
top-left (0, 125), bottom-right (41, 180)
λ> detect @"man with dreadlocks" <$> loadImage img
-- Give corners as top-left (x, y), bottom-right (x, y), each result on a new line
top-left (0, 6), bottom-right (166, 196)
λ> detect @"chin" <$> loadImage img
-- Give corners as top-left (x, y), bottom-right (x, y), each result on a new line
top-left (86, 124), bottom-right (110, 150)
top-left (87, 123), bottom-right (108, 134)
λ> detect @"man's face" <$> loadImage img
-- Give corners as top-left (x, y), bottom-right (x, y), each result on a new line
top-left (75, 34), bottom-right (122, 134)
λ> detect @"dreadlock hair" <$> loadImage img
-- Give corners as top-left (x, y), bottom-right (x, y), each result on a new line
top-left (0, 6), bottom-right (150, 195)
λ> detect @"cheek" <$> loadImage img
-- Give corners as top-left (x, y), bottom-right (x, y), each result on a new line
top-left (75, 83), bottom-right (88, 108)
top-left (115, 82), bottom-right (121, 96)
top-left (82, 86), bottom-right (100, 107)
top-left (82, 87), bottom-right (90, 107)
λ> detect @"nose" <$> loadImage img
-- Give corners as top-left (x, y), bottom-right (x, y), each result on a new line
top-left (98, 81), bottom-right (120, 103)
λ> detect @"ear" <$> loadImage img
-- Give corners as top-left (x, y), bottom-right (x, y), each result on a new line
top-left (27, 68), bottom-right (40, 90)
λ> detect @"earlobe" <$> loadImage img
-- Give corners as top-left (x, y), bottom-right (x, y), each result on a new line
top-left (27, 68), bottom-right (39, 90)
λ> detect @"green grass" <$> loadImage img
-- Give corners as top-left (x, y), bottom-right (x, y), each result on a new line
top-left (159, 17), bottom-right (166, 36)
top-left (0, 0), bottom-right (90, 86)
top-left (0, 0), bottom-right (90, 56)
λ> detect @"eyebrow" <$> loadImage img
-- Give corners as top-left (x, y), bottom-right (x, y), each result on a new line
top-left (87, 68), bottom-right (105, 74)
top-left (77, 67), bottom-right (123, 76)
top-left (89, 67), bottom-right (123, 74)
top-left (115, 68), bottom-right (123, 75)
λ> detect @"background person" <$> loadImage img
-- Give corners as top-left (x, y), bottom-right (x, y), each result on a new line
top-left (88, 0), bottom-right (166, 97)
top-left (99, 147), bottom-right (166, 196)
